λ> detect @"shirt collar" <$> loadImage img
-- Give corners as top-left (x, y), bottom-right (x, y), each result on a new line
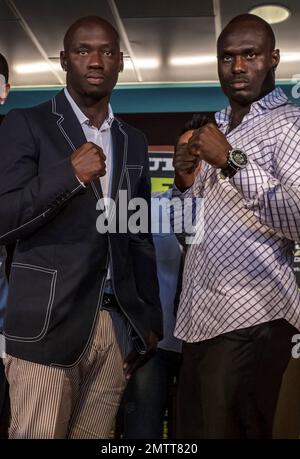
top-left (64, 88), bottom-right (114, 130)
top-left (215, 87), bottom-right (289, 127)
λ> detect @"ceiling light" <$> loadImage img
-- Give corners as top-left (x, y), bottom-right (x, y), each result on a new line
top-left (15, 62), bottom-right (62, 74)
top-left (170, 55), bottom-right (216, 66)
top-left (124, 58), bottom-right (160, 70)
top-left (280, 53), bottom-right (300, 62)
top-left (249, 5), bottom-right (290, 24)
top-left (16, 59), bottom-right (160, 75)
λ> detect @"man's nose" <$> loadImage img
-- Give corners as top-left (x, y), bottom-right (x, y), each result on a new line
top-left (232, 56), bottom-right (247, 73)
top-left (88, 51), bottom-right (104, 68)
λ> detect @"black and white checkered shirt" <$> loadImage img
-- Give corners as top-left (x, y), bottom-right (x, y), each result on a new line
top-left (173, 87), bottom-right (300, 342)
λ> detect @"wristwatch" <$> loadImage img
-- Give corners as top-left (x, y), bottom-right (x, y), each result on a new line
top-left (220, 148), bottom-right (249, 179)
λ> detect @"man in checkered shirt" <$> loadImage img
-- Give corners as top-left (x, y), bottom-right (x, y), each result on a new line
top-left (173, 14), bottom-right (300, 438)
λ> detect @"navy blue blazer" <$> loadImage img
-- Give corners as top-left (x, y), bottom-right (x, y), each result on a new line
top-left (0, 90), bottom-right (162, 366)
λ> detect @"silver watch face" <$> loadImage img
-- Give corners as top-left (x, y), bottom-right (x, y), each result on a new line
top-left (230, 149), bottom-right (248, 167)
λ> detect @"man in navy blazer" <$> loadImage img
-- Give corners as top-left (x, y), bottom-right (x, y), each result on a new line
top-left (0, 16), bottom-right (162, 438)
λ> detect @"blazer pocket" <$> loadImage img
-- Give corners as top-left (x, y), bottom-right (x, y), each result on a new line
top-left (4, 263), bottom-right (57, 342)
top-left (125, 165), bottom-right (143, 200)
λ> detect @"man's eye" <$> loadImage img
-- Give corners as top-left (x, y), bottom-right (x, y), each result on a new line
top-left (246, 53), bottom-right (256, 59)
top-left (104, 51), bottom-right (112, 56)
top-left (223, 56), bottom-right (232, 63)
top-left (79, 50), bottom-right (88, 56)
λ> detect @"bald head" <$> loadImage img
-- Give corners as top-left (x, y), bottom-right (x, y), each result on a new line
top-left (218, 14), bottom-right (275, 53)
top-left (63, 16), bottom-right (120, 52)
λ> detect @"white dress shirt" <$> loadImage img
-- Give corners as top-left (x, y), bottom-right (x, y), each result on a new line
top-left (64, 88), bottom-right (114, 281)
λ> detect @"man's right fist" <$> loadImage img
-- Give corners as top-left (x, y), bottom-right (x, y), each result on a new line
top-left (71, 142), bottom-right (106, 184)
top-left (173, 142), bottom-right (199, 191)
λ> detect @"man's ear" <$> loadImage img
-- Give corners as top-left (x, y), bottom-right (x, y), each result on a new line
top-left (0, 83), bottom-right (10, 105)
top-left (119, 52), bottom-right (124, 72)
top-left (272, 49), bottom-right (280, 71)
top-left (60, 50), bottom-right (67, 71)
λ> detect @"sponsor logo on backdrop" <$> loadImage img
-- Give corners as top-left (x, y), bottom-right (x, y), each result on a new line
top-left (149, 145), bottom-right (174, 192)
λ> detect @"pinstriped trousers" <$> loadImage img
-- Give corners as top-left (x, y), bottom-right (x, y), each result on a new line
top-left (4, 309), bottom-right (132, 439)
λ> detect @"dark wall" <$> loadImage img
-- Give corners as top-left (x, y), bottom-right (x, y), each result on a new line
top-left (117, 112), bottom-right (213, 145)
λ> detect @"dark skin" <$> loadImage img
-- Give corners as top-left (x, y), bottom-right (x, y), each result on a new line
top-left (174, 17), bottom-right (280, 190)
top-left (61, 18), bottom-right (158, 378)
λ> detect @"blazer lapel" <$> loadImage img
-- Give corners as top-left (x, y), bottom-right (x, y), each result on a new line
top-left (110, 119), bottom-right (127, 203)
top-left (52, 90), bottom-right (86, 151)
top-left (51, 90), bottom-right (103, 200)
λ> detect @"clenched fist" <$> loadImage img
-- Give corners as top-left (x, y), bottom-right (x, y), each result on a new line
top-left (188, 123), bottom-right (230, 169)
top-left (71, 142), bottom-right (106, 184)
top-left (173, 142), bottom-right (200, 191)
top-left (174, 123), bottom-right (232, 191)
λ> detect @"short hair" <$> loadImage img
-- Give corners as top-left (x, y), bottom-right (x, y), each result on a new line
top-left (217, 14), bottom-right (276, 52)
top-left (0, 53), bottom-right (9, 83)
top-left (63, 16), bottom-right (120, 52)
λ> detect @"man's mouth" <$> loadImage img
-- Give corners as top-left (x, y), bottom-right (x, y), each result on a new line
top-left (230, 80), bottom-right (249, 90)
top-left (86, 75), bottom-right (105, 85)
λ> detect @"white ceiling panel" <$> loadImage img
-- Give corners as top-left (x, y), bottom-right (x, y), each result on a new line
top-left (0, 0), bottom-right (298, 87)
